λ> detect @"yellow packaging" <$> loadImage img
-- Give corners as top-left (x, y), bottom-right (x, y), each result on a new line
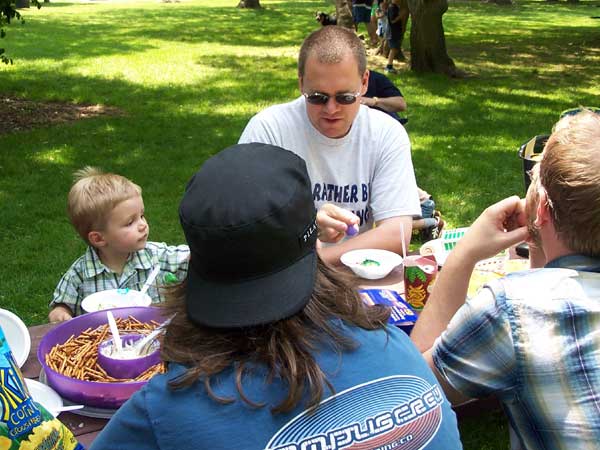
top-left (0, 325), bottom-right (84, 450)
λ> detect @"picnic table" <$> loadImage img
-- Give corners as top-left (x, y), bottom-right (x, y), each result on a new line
top-left (22, 264), bottom-right (503, 446)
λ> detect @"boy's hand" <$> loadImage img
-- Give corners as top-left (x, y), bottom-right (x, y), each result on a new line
top-left (49, 305), bottom-right (73, 323)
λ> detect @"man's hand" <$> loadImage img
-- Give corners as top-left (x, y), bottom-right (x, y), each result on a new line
top-left (454, 196), bottom-right (529, 266)
top-left (411, 196), bottom-right (529, 354)
top-left (316, 204), bottom-right (360, 243)
top-left (49, 305), bottom-right (73, 323)
top-left (318, 215), bottom-right (412, 266)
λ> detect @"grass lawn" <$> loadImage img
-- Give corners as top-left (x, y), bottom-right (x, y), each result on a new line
top-left (0, 0), bottom-right (598, 447)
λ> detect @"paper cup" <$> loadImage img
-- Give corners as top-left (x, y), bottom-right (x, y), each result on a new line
top-left (403, 255), bottom-right (438, 311)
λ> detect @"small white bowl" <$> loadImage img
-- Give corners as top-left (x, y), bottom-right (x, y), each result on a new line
top-left (340, 249), bottom-right (403, 280)
top-left (81, 289), bottom-right (152, 314)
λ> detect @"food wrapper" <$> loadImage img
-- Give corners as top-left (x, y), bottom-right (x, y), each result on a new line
top-left (360, 289), bottom-right (417, 334)
top-left (468, 258), bottom-right (529, 298)
top-left (0, 325), bottom-right (84, 450)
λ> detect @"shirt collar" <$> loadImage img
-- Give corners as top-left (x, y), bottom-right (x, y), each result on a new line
top-left (83, 246), bottom-right (154, 278)
top-left (82, 246), bottom-right (106, 278)
top-left (545, 254), bottom-right (600, 273)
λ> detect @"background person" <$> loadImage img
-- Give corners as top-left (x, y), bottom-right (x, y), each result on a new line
top-left (360, 69), bottom-right (407, 123)
top-left (239, 26), bottom-right (420, 265)
top-left (90, 143), bottom-right (462, 450)
top-left (352, 0), bottom-right (377, 45)
top-left (385, 0), bottom-right (409, 73)
top-left (411, 110), bottom-right (600, 449)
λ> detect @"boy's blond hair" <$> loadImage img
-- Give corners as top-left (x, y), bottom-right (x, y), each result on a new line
top-left (67, 167), bottom-right (142, 245)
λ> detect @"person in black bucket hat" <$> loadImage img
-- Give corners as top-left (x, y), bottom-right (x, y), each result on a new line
top-left (179, 142), bottom-right (319, 327)
top-left (90, 143), bottom-right (461, 450)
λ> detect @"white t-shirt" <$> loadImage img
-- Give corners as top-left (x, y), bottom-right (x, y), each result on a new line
top-left (239, 96), bottom-right (420, 233)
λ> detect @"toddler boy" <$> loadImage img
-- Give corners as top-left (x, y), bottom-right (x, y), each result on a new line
top-left (49, 167), bottom-right (189, 322)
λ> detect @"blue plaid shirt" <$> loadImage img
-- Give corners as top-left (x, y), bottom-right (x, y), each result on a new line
top-left (433, 255), bottom-right (600, 450)
top-left (51, 242), bottom-right (189, 316)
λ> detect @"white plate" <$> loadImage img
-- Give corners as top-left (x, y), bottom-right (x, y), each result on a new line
top-left (81, 289), bottom-right (152, 313)
top-left (38, 370), bottom-right (117, 418)
top-left (25, 378), bottom-right (63, 417)
top-left (341, 249), bottom-right (403, 280)
top-left (0, 308), bottom-right (31, 367)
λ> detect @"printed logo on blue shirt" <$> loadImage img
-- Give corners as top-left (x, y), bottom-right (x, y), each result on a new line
top-left (265, 375), bottom-right (444, 450)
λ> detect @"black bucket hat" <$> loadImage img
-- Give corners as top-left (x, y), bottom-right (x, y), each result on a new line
top-left (179, 143), bottom-right (318, 328)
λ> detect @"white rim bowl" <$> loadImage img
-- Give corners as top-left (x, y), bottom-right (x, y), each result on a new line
top-left (81, 289), bottom-right (152, 313)
top-left (340, 249), bottom-right (403, 280)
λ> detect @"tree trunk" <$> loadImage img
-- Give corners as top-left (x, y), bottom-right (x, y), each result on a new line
top-left (487, 0), bottom-right (513, 4)
top-left (407, 0), bottom-right (461, 77)
top-left (16, 0), bottom-right (30, 8)
top-left (334, 0), bottom-right (354, 29)
top-left (237, 0), bottom-right (261, 9)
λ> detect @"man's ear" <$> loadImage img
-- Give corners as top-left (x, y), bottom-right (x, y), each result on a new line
top-left (88, 230), bottom-right (106, 248)
top-left (534, 190), bottom-right (551, 228)
top-left (361, 69), bottom-right (370, 94)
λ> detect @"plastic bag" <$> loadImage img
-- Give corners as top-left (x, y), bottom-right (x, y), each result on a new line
top-left (0, 325), bottom-right (84, 450)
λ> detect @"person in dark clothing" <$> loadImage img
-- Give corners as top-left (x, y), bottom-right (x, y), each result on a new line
top-left (385, 0), bottom-right (409, 73)
top-left (362, 69), bottom-right (407, 123)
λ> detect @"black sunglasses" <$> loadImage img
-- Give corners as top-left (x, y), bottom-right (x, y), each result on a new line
top-left (303, 91), bottom-right (362, 105)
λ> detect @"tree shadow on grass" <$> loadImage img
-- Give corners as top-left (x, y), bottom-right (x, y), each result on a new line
top-left (7, 0), bottom-right (326, 62)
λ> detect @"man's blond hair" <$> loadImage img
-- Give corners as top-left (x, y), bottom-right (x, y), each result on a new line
top-left (298, 26), bottom-right (367, 78)
top-left (540, 109), bottom-right (600, 255)
top-left (67, 167), bottom-right (142, 245)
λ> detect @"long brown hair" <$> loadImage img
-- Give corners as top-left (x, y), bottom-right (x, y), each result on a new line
top-left (160, 257), bottom-right (390, 413)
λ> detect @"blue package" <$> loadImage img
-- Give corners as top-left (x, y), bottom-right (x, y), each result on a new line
top-left (359, 289), bottom-right (418, 334)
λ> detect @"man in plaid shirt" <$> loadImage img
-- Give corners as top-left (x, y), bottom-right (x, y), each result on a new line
top-left (412, 109), bottom-right (600, 449)
top-left (49, 167), bottom-right (189, 321)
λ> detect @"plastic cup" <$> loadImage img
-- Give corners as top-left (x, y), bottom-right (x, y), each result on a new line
top-left (403, 255), bottom-right (438, 311)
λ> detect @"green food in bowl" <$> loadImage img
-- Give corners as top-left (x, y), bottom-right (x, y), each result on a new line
top-left (361, 259), bottom-right (381, 267)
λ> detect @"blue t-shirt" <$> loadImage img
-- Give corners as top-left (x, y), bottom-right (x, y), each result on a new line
top-left (91, 323), bottom-right (462, 450)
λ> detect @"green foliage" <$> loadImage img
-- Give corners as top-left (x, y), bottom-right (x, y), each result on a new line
top-left (0, 0), bottom-right (41, 64)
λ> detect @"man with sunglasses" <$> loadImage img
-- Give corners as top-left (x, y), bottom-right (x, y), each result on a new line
top-left (239, 26), bottom-right (420, 265)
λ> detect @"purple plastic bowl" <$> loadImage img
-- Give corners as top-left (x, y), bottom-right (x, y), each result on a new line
top-left (97, 334), bottom-right (160, 380)
top-left (38, 306), bottom-right (166, 409)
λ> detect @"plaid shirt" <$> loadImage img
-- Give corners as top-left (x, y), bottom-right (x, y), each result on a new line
top-left (51, 242), bottom-right (190, 316)
top-left (433, 255), bottom-right (600, 450)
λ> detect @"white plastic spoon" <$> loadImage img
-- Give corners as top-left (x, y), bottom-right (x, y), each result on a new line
top-left (106, 311), bottom-right (123, 356)
top-left (139, 265), bottom-right (161, 296)
top-left (132, 315), bottom-right (175, 357)
top-left (54, 404), bottom-right (84, 414)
